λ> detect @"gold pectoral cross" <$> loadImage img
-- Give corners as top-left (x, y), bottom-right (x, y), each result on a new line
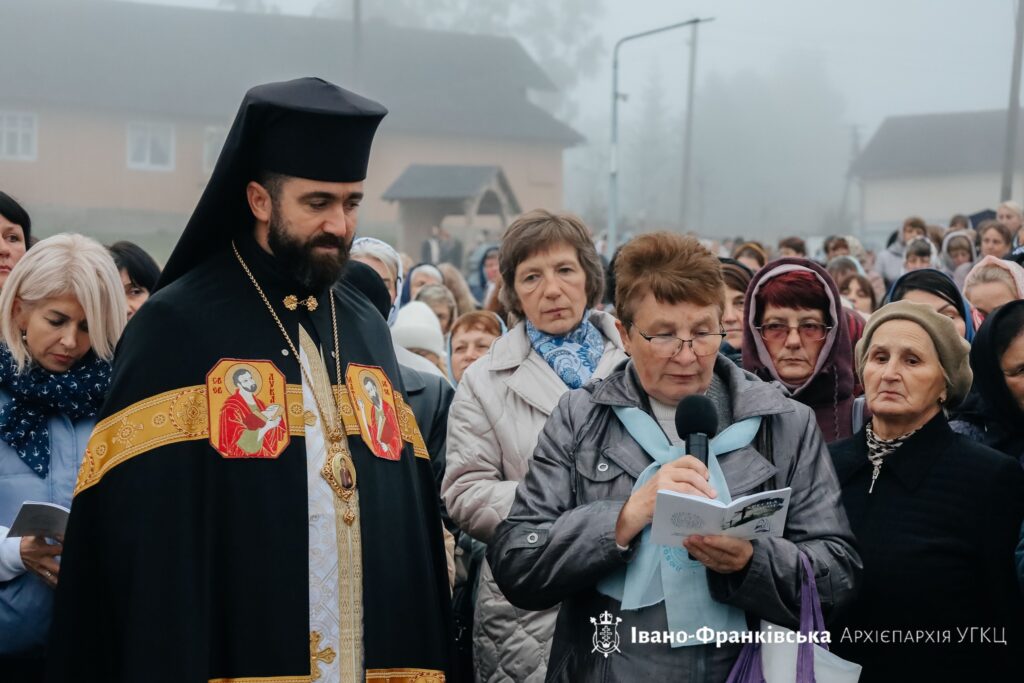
top-left (309, 631), bottom-right (337, 682)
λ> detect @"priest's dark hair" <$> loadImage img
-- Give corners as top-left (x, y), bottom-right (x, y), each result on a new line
top-left (0, 191), bottom-right (31, 245)
top-left (257, 171), bottom-right (288, 202)
top-left (108, 241), bottom-right (161, 293)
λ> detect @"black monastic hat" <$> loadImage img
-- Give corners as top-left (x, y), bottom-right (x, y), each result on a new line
top-left (158, 77), bottom-right (388, 289)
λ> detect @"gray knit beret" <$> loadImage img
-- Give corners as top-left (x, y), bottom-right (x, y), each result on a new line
top-left (855, 300), bottom-right (973, 407)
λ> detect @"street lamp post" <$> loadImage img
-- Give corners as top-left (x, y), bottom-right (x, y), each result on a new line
top-left (1002, 0), bottom-right (1024, 202)
top-left (608, 17), bottom-right (713, 254)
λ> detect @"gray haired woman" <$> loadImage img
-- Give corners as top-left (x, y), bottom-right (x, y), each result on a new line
top-left (443, 210), bottom-right (627, 682)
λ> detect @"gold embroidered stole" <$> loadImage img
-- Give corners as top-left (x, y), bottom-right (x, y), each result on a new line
top-left (298, 327), bottom-right (363, 682)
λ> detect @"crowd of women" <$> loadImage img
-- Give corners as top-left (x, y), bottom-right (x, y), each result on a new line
top-left (2, 185), bottom-right (1024, 682)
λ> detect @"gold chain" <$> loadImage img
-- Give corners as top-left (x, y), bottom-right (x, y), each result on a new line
top-left (231, 241), bottom-right (344, 434)
top-left (232, 241), bottom-right (359, 523)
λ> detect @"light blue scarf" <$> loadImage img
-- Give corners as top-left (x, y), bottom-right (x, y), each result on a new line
top-left (597, 406), bottom-right (761, 647)
top-left (526, 311), bottom-right (604, 389)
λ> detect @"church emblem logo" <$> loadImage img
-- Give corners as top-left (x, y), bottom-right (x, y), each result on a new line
top-left (207, 359), bottom-right (289, 459)
top-left (346, 364), bottom-right (403, 461)
top-left (590, 610), bottom-right (622, 658)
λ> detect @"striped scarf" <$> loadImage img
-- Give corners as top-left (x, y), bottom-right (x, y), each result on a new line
top-left (865, 421), bottom-right (917, 493)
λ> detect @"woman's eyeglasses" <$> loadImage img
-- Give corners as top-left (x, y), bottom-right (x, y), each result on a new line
top-left (756, 323), bottom-right (831, 343)
top-left (635, 328), bottom-right (726, 358)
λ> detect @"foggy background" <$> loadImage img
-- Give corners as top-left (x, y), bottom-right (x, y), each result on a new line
top-left (2, 0), bottom-right (1020, 259)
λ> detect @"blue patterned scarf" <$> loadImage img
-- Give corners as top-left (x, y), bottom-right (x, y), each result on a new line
top-left (0, 345), bottom-right (111, 478)
top-left (526, 311), bottom-right (605, 389)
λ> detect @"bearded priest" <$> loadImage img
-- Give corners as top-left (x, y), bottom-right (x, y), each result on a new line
top-left (46, 78), bottom-right (454, 683)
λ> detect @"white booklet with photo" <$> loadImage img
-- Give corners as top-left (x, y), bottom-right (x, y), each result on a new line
top-left (651, 487), bottom-right (792, 544)
top-left (7, 501), bottom-right (70, 538)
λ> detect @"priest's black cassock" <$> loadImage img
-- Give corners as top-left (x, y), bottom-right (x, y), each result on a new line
top-left (46, 78), bottom-right (455, 683)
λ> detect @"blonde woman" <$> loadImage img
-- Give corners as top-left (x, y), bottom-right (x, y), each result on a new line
top-left (0, 234), bottom-right (126, 675)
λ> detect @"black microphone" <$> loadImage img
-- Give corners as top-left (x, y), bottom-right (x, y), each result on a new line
top-left (674, 395), bottom-right (719, 468)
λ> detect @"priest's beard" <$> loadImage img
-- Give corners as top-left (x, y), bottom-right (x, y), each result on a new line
top-left (267, 211), bottom-right (350, 292)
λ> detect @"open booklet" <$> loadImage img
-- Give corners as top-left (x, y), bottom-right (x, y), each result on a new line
top-left (651, 487), bottom-right (792, 545)
top-left (6, 501), bottom-right (71, 539)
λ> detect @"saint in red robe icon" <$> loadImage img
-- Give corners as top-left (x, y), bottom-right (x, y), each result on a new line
top-left (217, 368), bottom-right (287, 458)
top-left (355, 373), bottom-right (402, 460)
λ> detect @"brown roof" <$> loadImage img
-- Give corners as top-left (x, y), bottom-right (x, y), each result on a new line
top-left (0, 0), bottom-right (583, 146)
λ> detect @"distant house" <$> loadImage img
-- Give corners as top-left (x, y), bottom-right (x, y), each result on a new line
top-left (0, 0), bottom-right (581, 259)
top-left (851, 109), bottom-right (1024, 245)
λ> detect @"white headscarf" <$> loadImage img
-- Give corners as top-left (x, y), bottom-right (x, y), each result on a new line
top-left (351, 237), bottom-right (404, 326)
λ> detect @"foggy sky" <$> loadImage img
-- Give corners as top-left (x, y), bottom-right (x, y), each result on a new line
top-left (150, 0), bottom-right (1016, 142)
top-left (129, 0), bottom-right (1019, 241)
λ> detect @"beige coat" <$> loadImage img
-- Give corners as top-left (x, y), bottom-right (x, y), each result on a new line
top-left (442, 310), bottom-right (627, 683)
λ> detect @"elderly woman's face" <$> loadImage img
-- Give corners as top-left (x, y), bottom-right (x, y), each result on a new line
top-left (759, 305), bottom-right (828, 386)
top-left (862, 320), bottom-right (947, 427)
top-left (409, 270), bottom-right (442, 301)
top-left (13, 293), bottom-right (92, 373)
top-left (618, 293), bottom-right (720, 404)
top-left (1000, 331), bottom-right (1024, 412)
top-left (0, 212), bottom-right (28, 289)
top-left (352, 254), bottom-right (397, 304)
top-left (514, 242), bottom-right (588, 335)
top-left (899, 289), bottom-right (966, 338)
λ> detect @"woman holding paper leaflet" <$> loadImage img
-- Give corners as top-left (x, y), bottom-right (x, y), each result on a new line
top-left (828, 301), bottom-right (1024, 681)
top-left (0, 235), bottom-right (125, 679)
top-left (488, 233), bottom-right (860, 682)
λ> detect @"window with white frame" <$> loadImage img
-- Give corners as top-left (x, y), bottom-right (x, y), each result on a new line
top-left (0, 111), bottom-right (37, 161)
top-left (202, 126), bottom-right (227, 175)
top-left (126, 122), bottom-right (175, 171)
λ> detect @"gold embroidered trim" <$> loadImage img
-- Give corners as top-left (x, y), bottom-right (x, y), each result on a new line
top-left (394, 394), bottom-right (429, 461)
top-left (76, 386), bottom-right (212, 496)
top-left (204, 662), bottom-right (445, 681)
top-left (365, 669), bottom-right (445, 682)
top-left (208, 677), bottom-right (310, 683)
top-left (78, 380), bottom-right (429, 496)
top-left (335, 482), bottom-right (364, 680)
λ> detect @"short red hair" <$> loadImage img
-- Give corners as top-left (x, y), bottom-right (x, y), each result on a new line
top-left (754, 271), bottom-right (830, 325)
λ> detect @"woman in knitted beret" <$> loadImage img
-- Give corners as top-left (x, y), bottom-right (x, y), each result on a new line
top-left (829, 300), bottom-right (1024, 682)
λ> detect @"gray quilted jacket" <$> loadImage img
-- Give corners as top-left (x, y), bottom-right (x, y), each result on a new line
top-left (488, 357), bottom-right (862, 682)
top-left (442, 311), bottom-right (627, 682)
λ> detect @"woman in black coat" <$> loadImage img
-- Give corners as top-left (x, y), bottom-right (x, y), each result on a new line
top-left (950, 299), bottom-right (1024, 464)
top-left (828, 301), bottom-right (1024, 682)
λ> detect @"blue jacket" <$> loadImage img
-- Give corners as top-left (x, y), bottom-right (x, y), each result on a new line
top-left (0, 389), bottom-right (95, 655)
